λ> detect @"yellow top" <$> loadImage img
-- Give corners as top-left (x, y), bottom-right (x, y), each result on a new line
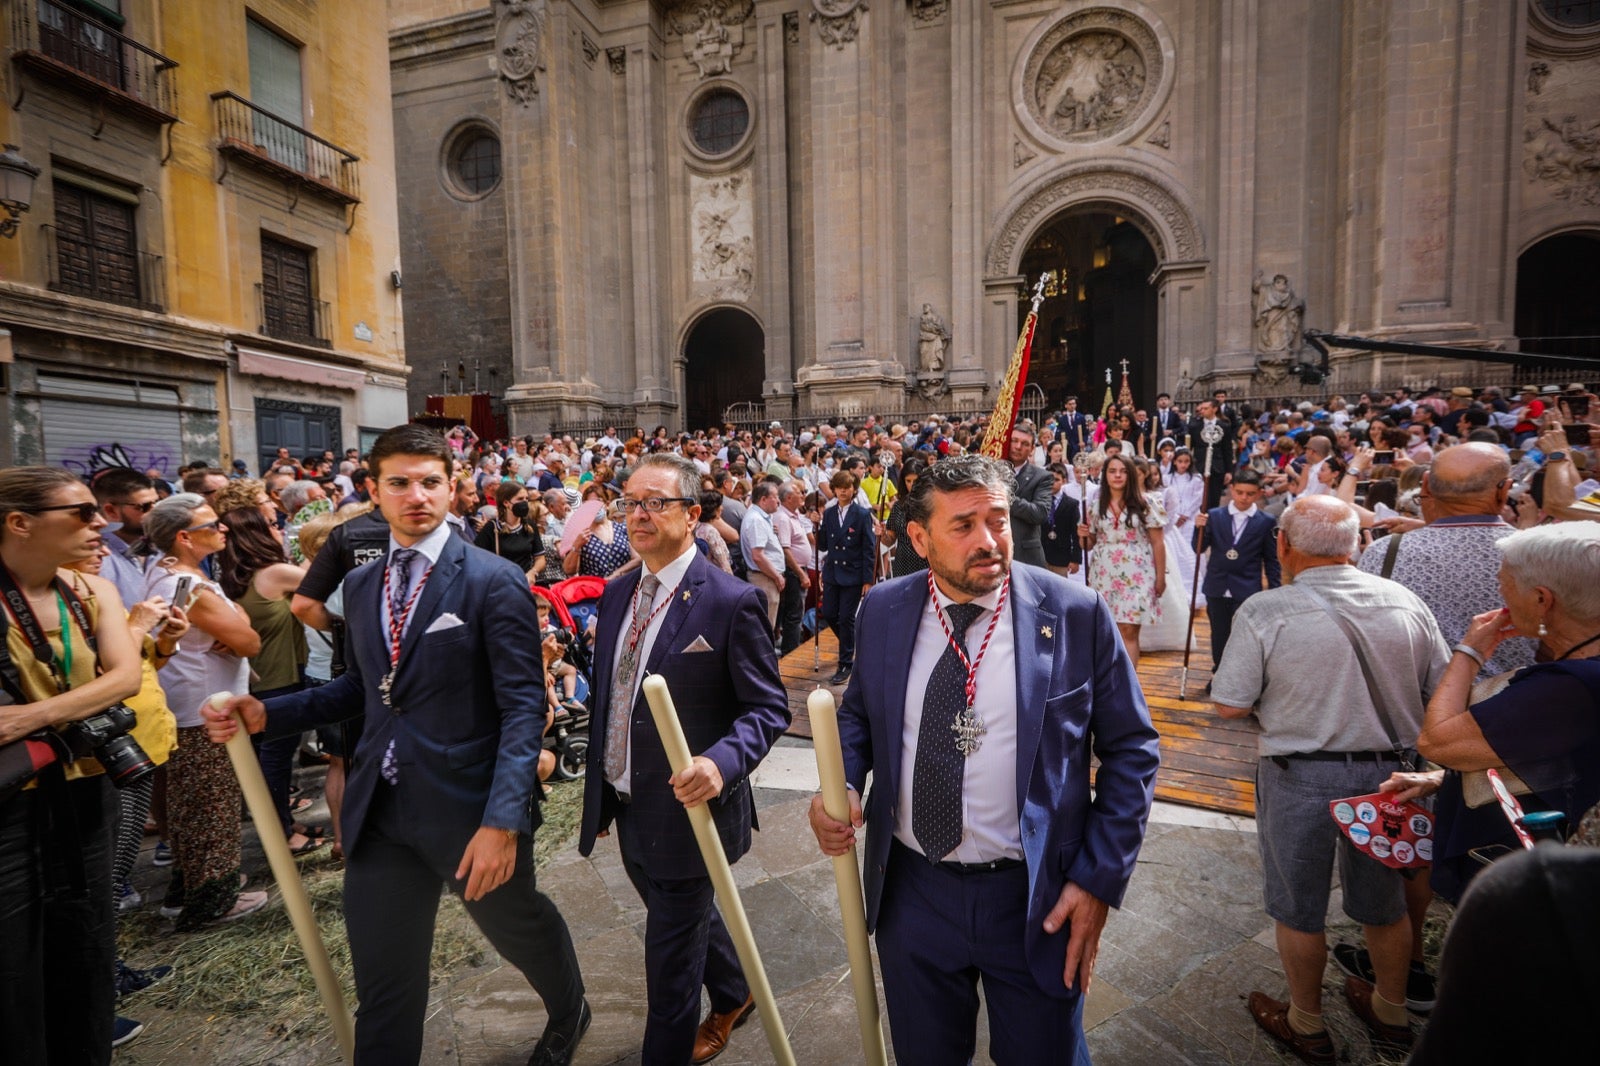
top-left (5, 570), bottom-right (103, 782)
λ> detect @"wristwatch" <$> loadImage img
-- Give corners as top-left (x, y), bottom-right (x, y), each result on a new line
top-left (1546, 451), bottom-right (1568, 464)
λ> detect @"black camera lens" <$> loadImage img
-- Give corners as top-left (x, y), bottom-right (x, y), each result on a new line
top-left (96, 733), bottom-right (156, 789)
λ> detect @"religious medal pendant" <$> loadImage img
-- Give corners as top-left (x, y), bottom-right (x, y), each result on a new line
top-left (380, 669), bottom-right (395, 707)
top-left (952, 705), bottom-right (986, 756)
top-left (1225, 548), bottom-right (1239, 560)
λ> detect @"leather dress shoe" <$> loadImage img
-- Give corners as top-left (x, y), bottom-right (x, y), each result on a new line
top-left (828, 666), bottom-right (852, 685)
top-left (528, 998), bottom-right (590, 1066)
top-left (691, 994), bottom-right (755, 1064)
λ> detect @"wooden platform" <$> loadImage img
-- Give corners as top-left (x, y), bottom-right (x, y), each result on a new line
top-left (778, 607), bottom-right (1258, 817)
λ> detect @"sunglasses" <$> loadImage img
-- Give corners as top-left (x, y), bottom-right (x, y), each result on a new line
top-left (183, 520), bottom-right (223, 534)
top-left (118, 500), bottom-right (156, 513)
top-left (29, 502), bottom-right (99, 523)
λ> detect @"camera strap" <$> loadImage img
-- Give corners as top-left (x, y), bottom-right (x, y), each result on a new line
top-left (0, 565), bottom-right (98, 692)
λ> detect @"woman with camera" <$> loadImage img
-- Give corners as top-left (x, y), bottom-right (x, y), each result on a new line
top-left (143, 494), bottom-right (269, 929)
top-left (1, 467), bottom-right (144, 1063)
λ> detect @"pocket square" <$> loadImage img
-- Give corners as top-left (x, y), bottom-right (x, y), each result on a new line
top-left (424, 613), bottom-right (465, 634)
top-left (683, 635), bottom-right (715, 653)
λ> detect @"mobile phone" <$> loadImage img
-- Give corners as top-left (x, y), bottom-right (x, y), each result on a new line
top-left (173, 575), bottom-right (194, 609)
top-left (1569, 395), bottom-right (1590, 419)
top-left (1566, 423), bottom-right (1592, 446)
top-left (1372, 450), bottom-right (1395, 465)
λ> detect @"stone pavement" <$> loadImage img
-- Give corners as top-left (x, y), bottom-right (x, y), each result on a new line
top-left (398, 738), bottom-right (1410, 1066)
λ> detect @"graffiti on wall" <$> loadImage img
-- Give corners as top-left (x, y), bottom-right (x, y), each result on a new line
top-left (59, 442), bottom-right (178, 483)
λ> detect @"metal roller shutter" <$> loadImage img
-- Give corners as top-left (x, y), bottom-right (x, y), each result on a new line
top-left (38, 373), bottom-right (185, 479)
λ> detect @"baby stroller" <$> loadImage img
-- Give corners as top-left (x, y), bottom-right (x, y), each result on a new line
top-left (530, 578), bottom-right (605, 781)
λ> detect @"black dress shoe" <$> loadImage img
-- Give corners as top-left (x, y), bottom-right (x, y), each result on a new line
top-left (829, 667), bottom-right (852, 685)
top-left (529, 998), bottom-right (591, 1066)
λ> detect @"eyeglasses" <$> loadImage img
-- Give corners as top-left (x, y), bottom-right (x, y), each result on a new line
top-left (610, 497), bottom-right (695, 516)
top-left (28, 502), bottom-right (99, 523)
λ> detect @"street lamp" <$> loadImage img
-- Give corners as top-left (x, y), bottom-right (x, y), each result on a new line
top-left (0, 145), bottom-right (40, 239)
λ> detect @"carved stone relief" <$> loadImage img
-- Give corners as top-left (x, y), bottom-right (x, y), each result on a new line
top-left (812, 0), bottom-right (866, 50)
top-left (784, 11), bottom-right (800, 45)
top-left (1013, 136), bottom-right (1037, 169)
top-left (668, 1), bottom-right (754, 79)
top-left (1525, 114), bottom-right (1600, 205)
top-left (1021, 9), bottom-right (1163, 145)
top-left (911, 0), bottom-right (948, 24)
top-left (690, 171), bottom-right (755, 300)
top-left (1528, 60), bottom-right (1551, 94)
top-left (607, 46), bottom-right (626, 75)
top-left (1251, 270), bottom-right (1304, 385)
top-left (580, 34), bottom-right (599, 68)
top-left (1146, 117), bottom-right (1170, 149)
top-left (495, 0), bottom-right (546, 106)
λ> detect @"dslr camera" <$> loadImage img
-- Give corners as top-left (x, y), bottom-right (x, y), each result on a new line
top-left (59, 703), bottom-right (156, 789)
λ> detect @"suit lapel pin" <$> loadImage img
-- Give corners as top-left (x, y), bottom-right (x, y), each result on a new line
top-left (681, 590), bottom-right (691, 602)
top-left (1040, 625), bottom-right (1052, 639)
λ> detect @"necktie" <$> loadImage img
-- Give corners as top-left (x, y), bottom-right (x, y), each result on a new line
top-left (381, 548), bottom-right (419, 785)
top-left (911, 602), bottom-right (985, 862)
top-left (605, 573), bottom-right (661, 785)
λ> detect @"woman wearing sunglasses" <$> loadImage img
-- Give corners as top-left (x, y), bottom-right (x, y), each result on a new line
top-left (0, 467), bottom-right (144, 1062)
top-left (143, 494), bottom-right (269, 929)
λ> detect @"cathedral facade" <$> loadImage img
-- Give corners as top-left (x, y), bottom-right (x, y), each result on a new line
top-left (390, 0), bottom-right (1600, 435)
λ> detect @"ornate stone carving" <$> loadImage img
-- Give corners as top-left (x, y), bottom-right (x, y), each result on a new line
top-left (495, 0), bottom-right (546, 106)
top-left (918, 303), bottom-right (949, 373)
top-left (668, 1), bottom-right (754, 79)
top-left (606, 46), bottom-right (626, 75)
top-left (784, 11), bottom-right (800, 45)
top-left (691, 171), bottom-right (755, 300)
top-left (1252, 270), bottom-right (1304, 355)
top-left (1022, 9), bottom-right (1161, 144)
top-left (812, 0), bottom-right (866, 50)
top-left (1525, 114), bottom-right (1600, 206)
top-left (1528, 60), bottom-right (1551, 95)
top-left (986, 164), bottom-right (1203, 275)
top-left (911, 0), bottom-right (948, 23)
top-left (1013, 135), bottom-right (1037, 168)
top-left (580, 34), bottom-right (599, 67)
top-left (1146, 117), bottom-right (1170, 149)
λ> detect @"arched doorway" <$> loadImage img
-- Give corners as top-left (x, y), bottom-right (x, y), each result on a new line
top-left (1516, 232), bottom-right (1600, 359)
top-left (1018, 210), bottom-right (1158, 414)
top-left (683, 307), bottom-right (765, 432)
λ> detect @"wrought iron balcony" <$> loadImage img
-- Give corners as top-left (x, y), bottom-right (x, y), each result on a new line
top-left (255, 281), bottom-right (332, 348)
top-left (43, 223), bottom-right (165, 312)
top-left (8, 0), bottom-right (178, 124)
top-left (213, 91), bottom-right (361, 206)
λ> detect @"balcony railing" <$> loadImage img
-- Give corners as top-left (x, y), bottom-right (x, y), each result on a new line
top-left (255, 282), bottom-right (331, 348)
top-left (214, 91), bottom-right (361, 205)
top-left (43, 224), bottom-right (165, 312)
top-left (9, 0), bottom-right (178, 123)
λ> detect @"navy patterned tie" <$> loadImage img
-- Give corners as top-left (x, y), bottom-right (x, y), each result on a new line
top-left (605, 573), bottom-right (660, 784)
top-left (911, 602), bottom-right (984, 861)
top-left (381, 548), bottom-right (419, 785)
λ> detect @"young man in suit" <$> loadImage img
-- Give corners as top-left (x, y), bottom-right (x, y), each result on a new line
top-left (204, 425), bottom-right (588, 1066)
top-left (580, 454), bottom-right (790, 1065)
top-left (1041, 462), bottom-right (1083, 580)
top-left (1057, 396), bottom-right (1092, 463)
top-left (1195, 468), bottom-right (1282, 689)
top-left (1007, 424), bottom-right (1055, 569)
top-left (818, 470), bottom-right (877, 685)
top-left (1153, 392), bottom-right (1184, 441)
top-left (809, 455), bottom-right (1160, 1065)
top-left (1187, 399), bottom-right (1238, 509)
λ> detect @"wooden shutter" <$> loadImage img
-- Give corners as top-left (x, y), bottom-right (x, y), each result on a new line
top-left (52, 180), bottom-right (139, 305)
top-left (261, 234), bottom-right (314, 340)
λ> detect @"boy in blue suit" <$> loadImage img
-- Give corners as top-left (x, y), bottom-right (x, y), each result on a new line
top-left (1195, 468), bottom-right (1282, 684)
top-left (817, 469), bottom-right (877, 684)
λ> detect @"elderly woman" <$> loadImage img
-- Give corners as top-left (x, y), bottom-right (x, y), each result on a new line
top-left (144, 495), bottom-right (269, 929)
top-left (0, 467), bottom-right (143, 1060)
top-left (1383, 522), bottom-right (1600, 904)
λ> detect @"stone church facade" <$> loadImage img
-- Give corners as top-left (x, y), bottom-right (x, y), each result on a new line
top-left (389, 0), bottom-right (1600, 435)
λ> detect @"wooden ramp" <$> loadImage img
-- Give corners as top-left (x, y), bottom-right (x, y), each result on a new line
top-left (778, 608), bottom-right (1258, 817)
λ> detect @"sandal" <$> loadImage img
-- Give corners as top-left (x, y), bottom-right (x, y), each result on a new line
top-left (286, 833), bottom-right (326, 856)
top-left (291, 823), bottom-right (326, 840)
top-left (289, 796), bottom-right (315, 816)
top-left (1247, 991), bottom-right (1335, 1065)
top-left (210, 890), bottom-right (269, 925)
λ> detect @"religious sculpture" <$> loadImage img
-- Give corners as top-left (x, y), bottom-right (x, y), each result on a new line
top-left (1252, 270), bottom-right (1305, 385)
top-left (1525, 114), bottom-right (1600, 206)
top-left (691, 173), bottom-right (755, 299)
top-left (668, 1), bottom-right (753, 79)
top-left (918, 304), bottom-right (950, 373)
top-left (1033, 31), bottom-right (1147, 139)
top-left (495, 0), bottom-right (545, 105)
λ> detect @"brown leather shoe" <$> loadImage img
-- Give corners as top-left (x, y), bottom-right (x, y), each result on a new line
top-left (1342, 975), bottom-right (1414, 1055)
top-left (691, 994), bottom-right (755, 1064)
top-left (1246, 990), bottom-right (1336, 1065)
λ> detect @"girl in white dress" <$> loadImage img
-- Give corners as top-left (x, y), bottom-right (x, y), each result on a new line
top-left (1163, 448), bottom-right (1206, 610)
top-left (1140, 461), bottom-right (1191, 651)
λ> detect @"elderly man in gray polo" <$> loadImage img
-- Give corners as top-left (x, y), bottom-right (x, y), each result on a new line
top-left (1212, 496), bottom-right (1449, 1064)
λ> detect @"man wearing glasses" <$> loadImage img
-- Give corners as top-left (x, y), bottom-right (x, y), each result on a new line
top-left (90, 467), bottom-right (158, 606)
top-left (581, 454), bottom-right (790, 1064)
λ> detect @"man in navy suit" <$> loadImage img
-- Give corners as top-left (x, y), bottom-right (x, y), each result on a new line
top-left (1153, 392), bottom-right (1184, 442)
top-left (580, 453), bottom-right (790, 1065)
top-left (817, 469), bottom-right (877, 685)
top-left (1057, 396), bottom-right (1092, 462)
top-left (1196, 468), bottom-right (1282, 684)
top-left (809, 454), bottom-right (1160, 1065)
top-left (205, 425), bottom-right (588, 1066)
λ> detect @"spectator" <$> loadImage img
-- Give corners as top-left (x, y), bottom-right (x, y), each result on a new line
top-left (563, 502), bottom-right (635, 579)
top-left (776, 480), bottom-right (815, 651)
top-left (739, 481), bottom-right (787, 641)
top-left (693, 491), bottom-right (735, 574)
top-left (477, 480), bottom-right (544, 577)
top-left (881, 455), bottom-right (929, 579)
top-left (91, 467), bottom-right (159, 606)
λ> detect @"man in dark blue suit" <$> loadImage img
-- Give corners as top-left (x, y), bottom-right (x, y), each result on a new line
top-left (1057, 396), bottom-right (1093, 462)
top-left (817, 469), bottom-right (877, 685)
top-left (580, 453), bottom-right (790, 1065)
top-left (809, 454), bottom-right (1160, 1065)
top-left (205, 425), bottom-right (588, 1066)
top-left (1195, 468), bottom-right (1282, 683)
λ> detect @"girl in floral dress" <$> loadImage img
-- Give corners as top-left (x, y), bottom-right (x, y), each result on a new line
top-left (1078, 453), bottom-right (1167, 667)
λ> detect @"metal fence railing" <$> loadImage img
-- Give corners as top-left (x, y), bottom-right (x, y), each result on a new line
top-left (255, 281), bottom-right (331, 348)
top-left (10, 0), bottom-right (178, 119)
top-left (213, 91), bottom-right (361, 205)
top-left (43, 224), bottom-right (164, 312)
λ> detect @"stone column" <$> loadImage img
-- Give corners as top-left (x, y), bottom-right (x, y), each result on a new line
top-left (975, 274), bottom-right (1024, 412)
top-left (756, 12), bottom-right (795, 417)
top-left (1209, 0), bottom-right (1258, 384)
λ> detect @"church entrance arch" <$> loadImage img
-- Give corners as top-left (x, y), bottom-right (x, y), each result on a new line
top-left (1515, 231), bottom-right (1600, 360)
top-left (682, 307), bottom-right (765, 433)
top-left (1019, 209), bottom-right (1157, 412)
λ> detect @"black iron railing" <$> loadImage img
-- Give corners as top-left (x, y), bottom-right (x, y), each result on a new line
top-left (9, 0), bottom-right (178, 121)
top-left (43, 223), bottom-right (164, 311)
top-left (255, 281), bottom-right (331, 348)
top-left (213, 91), bottom-right (361, 205)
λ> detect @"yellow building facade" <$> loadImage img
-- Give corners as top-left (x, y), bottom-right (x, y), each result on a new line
top-left (0, 0), bottom-right (405, 476)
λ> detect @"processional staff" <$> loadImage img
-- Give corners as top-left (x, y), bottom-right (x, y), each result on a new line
top-left (1179, 421), bottom-right (1224, 701)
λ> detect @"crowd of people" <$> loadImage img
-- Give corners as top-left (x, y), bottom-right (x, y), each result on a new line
top-left (2, 374), bottom-right (1597, 1063)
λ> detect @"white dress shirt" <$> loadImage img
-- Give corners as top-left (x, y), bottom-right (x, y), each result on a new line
top-left (894, 580), bottom-right (1021, 863)
top-left (606, 543), bottom-right (697, 796)
top-left (381, 520), bottom-right (454, 640)
top-left (1219, 501), bottom-right (1258, 600)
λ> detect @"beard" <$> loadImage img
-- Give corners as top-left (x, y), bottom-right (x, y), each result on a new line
top-left (928, 545), bottom-right (1010, 599)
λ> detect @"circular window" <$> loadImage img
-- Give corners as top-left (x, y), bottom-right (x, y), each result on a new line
top-left (689, 89), bottom-right (750, 157)
top-left (445, 128), bottom-right (501, 198)
top-left (1539, 0), bottom-right (1600, 27)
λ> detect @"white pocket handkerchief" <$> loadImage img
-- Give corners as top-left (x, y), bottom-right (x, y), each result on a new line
top-left (683, 635), bottom-right (715, 653)
top-left (424, 613), bottom-right (465, 634)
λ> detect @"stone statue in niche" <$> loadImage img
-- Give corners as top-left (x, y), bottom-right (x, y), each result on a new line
top-left (918, 304), bottom-right (950, 373)
top-left (1252, 271), bottom-right (1304, 354)
top-left (1034, 31), bottom-right (1146, 138)
top-left (668, 1), bottom-right (754, 79)
top-left (691, 172), bottom-right (755, 299)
